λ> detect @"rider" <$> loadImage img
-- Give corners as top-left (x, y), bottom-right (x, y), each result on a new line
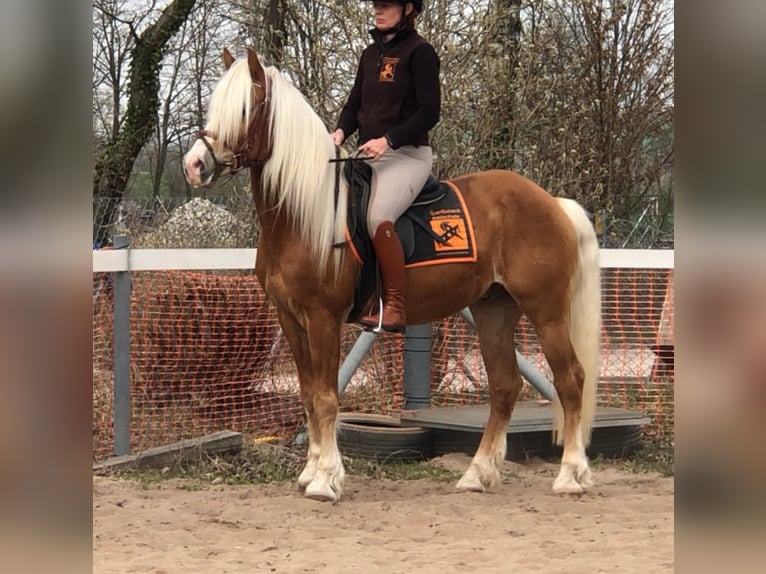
top-left (330, 0), bottom-right (440, 333)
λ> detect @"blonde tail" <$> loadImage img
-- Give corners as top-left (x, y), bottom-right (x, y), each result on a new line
top-left (553, 198), bottom-right (602, 446)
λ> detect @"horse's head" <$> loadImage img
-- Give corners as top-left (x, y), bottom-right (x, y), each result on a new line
top-left (183, 47), bottom-right (271, 187)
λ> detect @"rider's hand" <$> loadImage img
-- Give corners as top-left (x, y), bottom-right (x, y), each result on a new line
top-left (330, 129), bottom-right (345, 146)
top-left (359, 136), bottom-right (390, 160)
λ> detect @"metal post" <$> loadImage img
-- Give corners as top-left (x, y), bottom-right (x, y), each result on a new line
top-left (459, 308), bottom-right (556, 401)
top-left (403, 324), bottom-right (431, 410)
top-left (112, 234), bottom-right (132, 455)
top-left (338, 330), bottom-right (379, 395)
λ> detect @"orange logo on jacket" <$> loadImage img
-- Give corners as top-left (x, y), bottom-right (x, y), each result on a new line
top-left (379, 57), bottom-right (400, 82)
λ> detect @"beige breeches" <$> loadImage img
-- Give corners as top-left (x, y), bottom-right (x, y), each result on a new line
top-left (367, 145), bottom-right (433, 237)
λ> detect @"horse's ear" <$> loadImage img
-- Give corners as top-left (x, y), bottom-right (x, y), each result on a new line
top-left (223, 47), bottom-right (235, 71)
top-left (246, 47), bottom-right (266, 85)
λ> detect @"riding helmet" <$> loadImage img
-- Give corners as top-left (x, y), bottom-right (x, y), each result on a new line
top-left (362, 1), bottom-right (423, 14)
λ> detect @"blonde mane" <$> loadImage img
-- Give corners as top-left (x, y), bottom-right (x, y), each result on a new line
top-left (205, 58), bottom-right (348, 275)
top-left (205, 59), bottom-right (253, 149)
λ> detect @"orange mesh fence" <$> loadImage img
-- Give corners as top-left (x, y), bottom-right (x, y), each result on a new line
top-left (390, 266), bottom-right (676, 428)
top-left (427, 268), bottom-right (674, 436)
top-left (92, 267), bottom-right (674, 460)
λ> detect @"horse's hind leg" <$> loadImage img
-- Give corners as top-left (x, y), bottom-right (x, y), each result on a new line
top-left (456, 295), bottom-right (523, 493)
top-left (534, 317), bottom-right (592, 494)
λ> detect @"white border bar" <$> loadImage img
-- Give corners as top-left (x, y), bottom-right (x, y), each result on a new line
top-left (93, 249), bottom-right (257, 272)
top-left (598, 249), bottom-right (673, 269)
top-left (93, 248), bottom-right (673, 272)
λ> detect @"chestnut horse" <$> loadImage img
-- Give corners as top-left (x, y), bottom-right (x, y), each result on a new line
top-left (183, 48), bottom-right (601, 502)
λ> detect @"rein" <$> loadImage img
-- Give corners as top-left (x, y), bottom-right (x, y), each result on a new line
top-left (329, 153), bottom-right (372, 163)
top-left (330, 150), bottom-right (370, 249)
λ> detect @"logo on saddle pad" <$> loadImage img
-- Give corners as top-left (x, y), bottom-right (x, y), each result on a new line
top-left (429, 208), bottom-right (469, 252)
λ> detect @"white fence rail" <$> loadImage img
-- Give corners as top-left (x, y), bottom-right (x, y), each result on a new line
top-left (94, 248), bottom-right (674, 272)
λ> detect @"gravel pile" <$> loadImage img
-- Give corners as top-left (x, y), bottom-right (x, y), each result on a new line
top-left (133, 198), bottom-right (251, 248)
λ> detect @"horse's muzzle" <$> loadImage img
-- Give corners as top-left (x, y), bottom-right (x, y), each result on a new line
top-left (183, 138), bottom-right (220, 187)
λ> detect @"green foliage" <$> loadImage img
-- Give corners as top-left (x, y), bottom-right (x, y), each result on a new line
top-left (344, 456), bottom-right (461, 482)
top-left (112, 440), bottom-right (461, 486)
top-left (591, 431), bottom-right (674, 477)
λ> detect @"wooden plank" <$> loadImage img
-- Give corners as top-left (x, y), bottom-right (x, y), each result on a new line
top-left (93, 430), bottom-right (243, 473)
top-left (401, 403), bottom-right (650, 434)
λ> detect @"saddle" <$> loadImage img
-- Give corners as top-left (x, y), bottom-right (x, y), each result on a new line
top-left (343, 160), bottom-right (448, 257)
top-left (341, 160), bottom-right (476, 322)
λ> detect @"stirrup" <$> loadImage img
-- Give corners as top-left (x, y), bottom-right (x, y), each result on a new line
top-left (359, 295), bottom-right (385, 333)
top-left (359, 296), bottom-right (405, 333)
top-left (372, 295), bottom-right (384, 333)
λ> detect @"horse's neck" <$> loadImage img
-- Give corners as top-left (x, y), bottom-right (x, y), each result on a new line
top-left (250, 166), bottom-right (320, 277)
top-left (250, 171), bottom-right (291, 246)
top-left (248, 149), bottom-right (348, 281)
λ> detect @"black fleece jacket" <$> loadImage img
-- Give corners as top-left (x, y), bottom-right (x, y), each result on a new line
top-left (336, 28), bottom-right (440, 149)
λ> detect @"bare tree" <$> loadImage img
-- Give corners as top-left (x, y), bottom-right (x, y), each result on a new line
top-left (92, 0), bottom-right (673, 248)
top-left (92, 0), bottom-right (155, 151)
top-left (511, 0), bottom-right (673, 245)
top-left (93, 0), bottom-right (197, 245)
top-left (261, 0), bottom-right (289, 66)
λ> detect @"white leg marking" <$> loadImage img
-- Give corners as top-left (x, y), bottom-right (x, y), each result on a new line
top-left (297, 449), bottom-right (319, 489)
top-left (304, 434), bottom-right (345, 502)
top-left (553, 422), bottom-right (592, 494)
top-left (456, 433), bottom-right (505, 493)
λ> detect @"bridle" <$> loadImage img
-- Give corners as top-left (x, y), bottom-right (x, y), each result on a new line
top-left (197, 79), bottom-right (271, 184)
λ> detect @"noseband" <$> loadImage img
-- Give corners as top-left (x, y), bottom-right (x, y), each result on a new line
top-left (197, 80), bottom-right (270, 183)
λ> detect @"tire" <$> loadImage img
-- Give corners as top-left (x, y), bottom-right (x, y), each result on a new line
top-left (587, 425), bottom-right (644, 458)
top-left (544, 425), bottom-right (644, 459)
top-left (431, 428), bottom-right (547, 461)
top-left (337, 413), bottom-right (433, 462)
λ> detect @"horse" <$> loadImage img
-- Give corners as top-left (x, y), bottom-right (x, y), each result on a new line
top-left (183, 47), bottom-right (601, 502)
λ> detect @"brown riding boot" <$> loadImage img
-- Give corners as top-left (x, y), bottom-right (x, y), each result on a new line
top-left (358, 221), bottom-right (407, 333)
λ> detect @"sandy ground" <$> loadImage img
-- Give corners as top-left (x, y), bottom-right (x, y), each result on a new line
top-left (93, 455), bottom-right (673, 573)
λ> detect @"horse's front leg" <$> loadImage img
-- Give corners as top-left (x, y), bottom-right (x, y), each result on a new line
top-left (274, 308), bottom-right (319, 489)
top-left (277, 307), bottom-right (345, 501)
top-left (301, 309), bottom-right (345, 502)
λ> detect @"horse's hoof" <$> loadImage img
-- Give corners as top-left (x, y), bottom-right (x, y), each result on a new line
top-left (297, 461), bottom-right (318, 491)
top-left (304, 482), bottom-right (339, 502)
top-left (456, 473), bottom-right (486, 493)
top-left (297, 474), bottom-right (314, 491)
top-left (576, 466), bottom-right (593, 488)
top-left (552, 477), bottom-right (584, 495)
